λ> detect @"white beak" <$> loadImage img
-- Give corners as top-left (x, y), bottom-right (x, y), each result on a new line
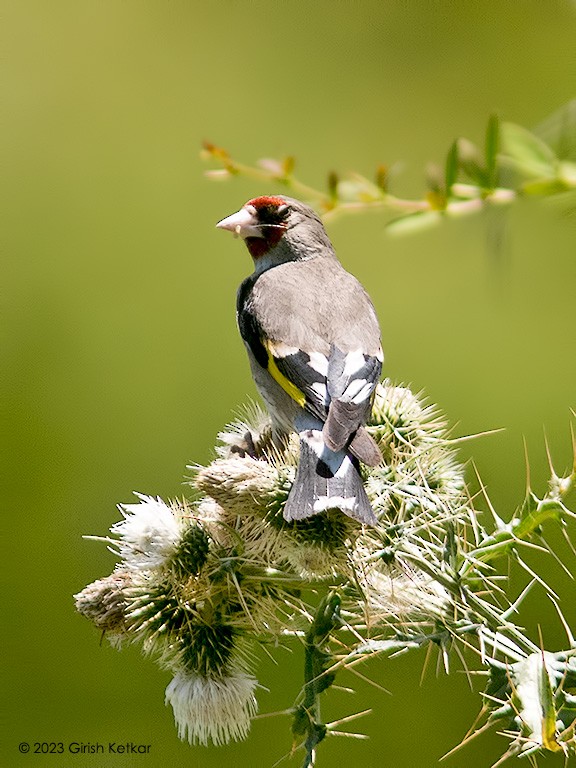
top-left (216, 206), bottom-right (264, 239)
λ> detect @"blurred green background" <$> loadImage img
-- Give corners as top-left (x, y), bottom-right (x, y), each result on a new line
top-left (3, 1), bottom-right (575, 766)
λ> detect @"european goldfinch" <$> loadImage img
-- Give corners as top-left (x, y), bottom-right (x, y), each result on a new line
top-left (217, 196), bottom-right (382, 525)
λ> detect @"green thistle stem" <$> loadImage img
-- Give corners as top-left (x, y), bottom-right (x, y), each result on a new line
top-left (293, 592), bottom-right (341, 768)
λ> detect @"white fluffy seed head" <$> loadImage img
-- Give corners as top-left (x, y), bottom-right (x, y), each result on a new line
top-left (165, 670), bottom-right (258, 746)
top-left (112, 494), bottom-right (182, 569)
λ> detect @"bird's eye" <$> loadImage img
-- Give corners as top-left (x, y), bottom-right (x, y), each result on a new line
top-left (260, 203), bottom-right (290, 225)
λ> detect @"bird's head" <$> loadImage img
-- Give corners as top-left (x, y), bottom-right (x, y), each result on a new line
top-left (216, 196), bottom-right (334, 269)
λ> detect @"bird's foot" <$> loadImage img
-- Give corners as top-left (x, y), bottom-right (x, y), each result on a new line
top-left (229, 431), bottom-right (259, 459)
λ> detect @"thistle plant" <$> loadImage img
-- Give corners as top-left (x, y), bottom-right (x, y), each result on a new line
top-left (75, 104), bottom-right (575, 765)
top-left (76, 382), bottom-right (576, 765)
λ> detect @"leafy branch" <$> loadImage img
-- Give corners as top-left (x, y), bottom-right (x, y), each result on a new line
top-left (202, 101), bottom-right (576, 233)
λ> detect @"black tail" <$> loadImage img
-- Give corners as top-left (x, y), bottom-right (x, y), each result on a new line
top-left (283, 430), bottom-right (377, 525)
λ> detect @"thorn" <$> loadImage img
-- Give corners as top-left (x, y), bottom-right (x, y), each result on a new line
top-left (522, 435), bottom-right (531, 494)
top-left (501, 579), bottom-right (536, 621)
top-left (537, 623), bottom-right (545, 652)
top-left (326, 708), bottom-right (372, 730)
top-left (452, 641), bottom-right (474, 691)
top-left (330, 685), bottom-right (356, 694)
top-left (343, 664), bottom-right (392, 695)
top-left (440, 711), bottom-right (493, 760)
top-left (472, 463), bottom-right (505, 527)
top-left (515, 554), bottom-right (560, 600)
top-left (420, 639), bottom-right (434, 686)
top-left (444, 427), bottom-right (506, 446)
top-left (441, 642), bottom-right (450, 675)
top-left (251, 708), bottom-right (295, 720)
top-left (259, 641), bottom-right (280, 666)
top-left (549, 596), bottom-right (575, 647)
top-left (538, 534), bottom-right (574, 579)
top-left (561, 524), bottom-right (576, 557)
top-left (542, 428), bottom-right (557, 480)
top-left (490, 745), bottom-right (518, 768)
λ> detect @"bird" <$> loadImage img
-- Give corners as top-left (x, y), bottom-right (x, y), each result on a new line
top-left (216, 195), bottom-right (383, 525)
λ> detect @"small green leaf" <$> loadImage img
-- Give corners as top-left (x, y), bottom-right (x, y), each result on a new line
top-left (327, 171), bottom-right (339, 202)
top-left (522, 178), bottom-right (570, 196)
top-left (311, 591), bottom-right (340, 640)
top-left (426, 190), bottom-right (447, 210)
top-left (533, 98), bottom-right (576, 161)
top-left (386, 210), bottom-right (442, 235)
top-left (511, 652), bottom-right (563, 753)
top-left (485, 114), bottom-right (500, 189)
top-left (426, 162), bottom-right (444, 194)
top-left (291, 706), bottom-right (309, 737)
top-left (538, 655), bottom-right (561, 752)
top-left (559, 160), bottom-right (576, 186)
top-left (336, 176), bottom-right (381, 203)
top-left (501, 122), bottom-right (557, 178)
top-left (201, 140), bottom-right (230, 161)
top-left (445, 140), bottom-right (459, 194)
top-left (375, 163), bottom-right (388, 192)
top-left (457, 138), bottom-right (488, 186)
top-left (282, 155), bottom-right (295, 177)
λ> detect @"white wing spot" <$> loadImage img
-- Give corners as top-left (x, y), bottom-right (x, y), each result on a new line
top-left (271, 341), bottom-right (300, 358)
top-left (341, 378), bottom-right (367, 402)
top-left (351, 381), bottom-right (375, 405)
top-left (343, 349), bottom-right (366, 378)
top-left (311, 381), bottom-right (328, 404)
top-left (308, 351), bottom-right (329, 376)
top-left (313, 496), bottom-right (357, 513)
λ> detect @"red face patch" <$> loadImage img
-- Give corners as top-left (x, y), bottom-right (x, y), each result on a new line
top-left (244, 196), bottom-right (289, 259)
top-left (247, 195), bottom-right (287, 209)
top-left (245, 237), bottom-right (273, 259)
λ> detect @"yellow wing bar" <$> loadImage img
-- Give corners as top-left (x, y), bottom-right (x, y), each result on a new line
top-left (265, 344), bottom-right (307, 408)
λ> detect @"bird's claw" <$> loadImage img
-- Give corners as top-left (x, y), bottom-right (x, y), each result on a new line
top-left (229, 431), bottom-right (259, 459)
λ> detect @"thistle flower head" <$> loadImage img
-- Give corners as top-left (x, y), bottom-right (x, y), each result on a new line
top-left (165, 668), bottom-right (258, 746)
top-left (215, 401), bottom-right (277, 460)
top-left (74, 570), bottom-right (132, 646)
top-left (369, 381), bottom-right (445, 447)
top-left (194, 456), bottom-right (287, 517)
top-left (111, 494), bottom-right (183, 569)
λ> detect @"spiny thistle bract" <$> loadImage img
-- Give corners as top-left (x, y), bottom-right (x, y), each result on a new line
top-left (75, 381), bottom-right (576, 764)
